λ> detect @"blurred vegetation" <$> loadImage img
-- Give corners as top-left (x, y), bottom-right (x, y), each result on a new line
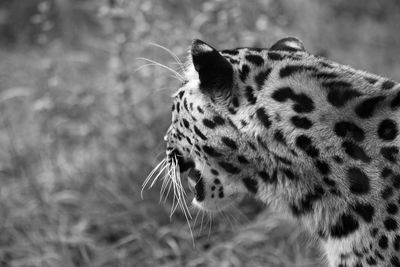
top-left (0, 0), bottom-right (399, 266)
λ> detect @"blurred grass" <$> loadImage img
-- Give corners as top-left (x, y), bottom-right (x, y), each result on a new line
top-left (0, 0), bottom-right (399, 266)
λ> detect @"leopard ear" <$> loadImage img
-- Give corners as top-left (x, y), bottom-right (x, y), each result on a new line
top-left (270, 37), bottom-right (305, 52)
top-left (191, 39), bottom-right (233, 99)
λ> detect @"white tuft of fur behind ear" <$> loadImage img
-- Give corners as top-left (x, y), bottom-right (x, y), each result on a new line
top-left (286, 40), bottom-right (302, 50)
top-left (184, 52), bottom-right (198, 81)
top-left (195, 43), bottom-right (213, 53)
top-left (270, 37), bottom-right (305, 52)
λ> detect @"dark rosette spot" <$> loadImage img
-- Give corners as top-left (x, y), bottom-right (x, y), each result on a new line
top-left (218, 161), bottom-right (240, 174)
top-left (221, 137), bottom-right (237, 150)
top-left (382, 80), bottom-right (396, 90)
top-left (256, 107), bottom-right (272, 128)
top-left (239, 64), bottom-right (250, 82)
top-left (254, 68), bottom-right (271, 90)
top-left (384, 217), bottom-right (398, 231)
top-left (245, 86), bottom-right (257, 104)
top-left (351, 202), bottom-right (375, 223)
top-left (381, 146), bottom-right (399, 163)
top-left (291, 116), bottom-right (313, 129)
top-left (203, 119), bottom-right (216, 129)
top-left (268, 52), bottom-right (285, 60)
top-left (330, 213), bottom-right (359, 238)
top-left (274, 130), bottom-right (287, 145)
top-left (213, 115), bottom-right (225, 125)
top-left (347, 167), bottom-right (370, 195)
top-left (391, 91), bottom-right (400, 110)
top-left (378, 119), bottom-right (398, 141)
top-left (354, 96), bottom-right (385, 119)
top-left (324, 81), bottom-right (361, 107)
top-left (342, 141), bottom-right (371, 163)
top-left (315, 160), bottom-right (330, 175)
top-left (202, 145), bottom-right (222, 157)
top-left (295, 135), bottom-right (319, 157)
top-left (242, 177), bottom-right (258, 194)
top-left (272, 87), bottom-right (315, 113)
top-left (245, 54), bottom-right (264, 66)
top-left (279, 65), bottom-right (317, 78)
top-left (334, 121), bottom-right (365, 142)
top-left (194, 126), bottom-right (207, 140)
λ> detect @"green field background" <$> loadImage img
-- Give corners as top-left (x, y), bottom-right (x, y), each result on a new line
top-left (0, 1), bottom-right (399, 266)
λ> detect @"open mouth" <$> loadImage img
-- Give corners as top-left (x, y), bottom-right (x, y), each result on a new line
top-left (167, 149), bottom-right (205, 202)
top-left (187, 168), bottom-right (205, 202)
top-left (168, 148), bottom-right (194, 172)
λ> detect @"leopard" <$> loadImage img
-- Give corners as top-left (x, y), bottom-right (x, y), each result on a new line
top-left (148, 37), bottom-right (400, 267)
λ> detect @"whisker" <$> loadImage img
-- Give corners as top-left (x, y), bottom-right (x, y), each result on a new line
top-left (141, 158), bottom-right (167, 199)
top-left (154, 150), bottom-right (165, 159)
top-left (226, 210), bottom-right (240, 230)
top-left (159, 173), bottom-right (169, 193)
top-left (142, 158), bottom-right (165, 191)
top-left (199, 210), bottom-right (206, 235)
top-left (149, 42), bottom-right (184, 73)
top-left (180, 202), bottom-right (195, 246)
top-left (149, 164), bottom-right (168, 188)
top-left (172, 159), bottom-right (194, 245)
top-left (174, 166), bottom-right (186, 196)
top-left (170, 198), bottom-right (179, 218)
top-left (163, 178), bottom-right (174, 203)
top-left (168, 74), bottom-right (182, 81)
top-left (208, 212), bottom-right (213, 239)
top-left (169, 164), bottom-right (180, 218)
top-left (146, 155), bottom-right (197, 245)
top-left (134, 64), bottom-right (184, 86)
top-left (159, 176), bottom-right (171, 203)
top-left (221, 210), bottom-right (235, 230)
top-left (169, 160), bottom-right (190, 222)
top-left (133, 63), bottom-right (162, 73)
top-left (136, 57), bottom-right (184, 82)
top-left (200, 161), bottom-right (206, 180)
top-left (231, 206), bottom-right (250, 224)
top-left (188, 143), bottom-right (196, 158)
top-left (172, 156), bottom-right (192, 219)
top-left (147, 160), bottom-right (167, 187)
top-left (193, 208), bottom-right (201, 228)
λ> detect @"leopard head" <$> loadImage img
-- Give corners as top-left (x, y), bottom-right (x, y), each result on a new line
top-left (163, 38), bottom-right (306, 212)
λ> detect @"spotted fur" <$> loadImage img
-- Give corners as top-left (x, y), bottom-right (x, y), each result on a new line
top-left (162, 38), bottom-right (400, 267)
